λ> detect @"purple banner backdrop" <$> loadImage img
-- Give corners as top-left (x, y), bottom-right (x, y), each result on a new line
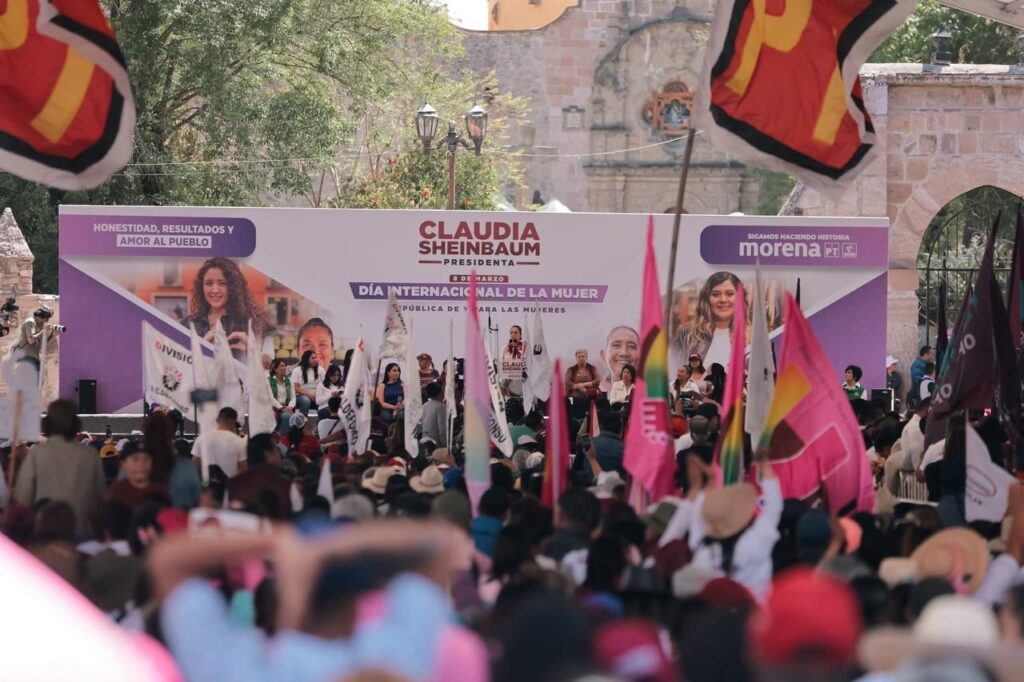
top-left (60, 214), bottom-right (256, 258)
top-left (700, 225), bottom-right (888, 267)
top-left (350, 282), bottom-right (608, 303)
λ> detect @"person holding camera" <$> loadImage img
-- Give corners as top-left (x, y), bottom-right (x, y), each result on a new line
top-left (14, 305), bottom-right (62, 372)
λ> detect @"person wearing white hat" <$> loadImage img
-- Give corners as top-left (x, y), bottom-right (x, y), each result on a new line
top-left (885, 355), bottom-right (904, 403)
top-left (410, 465), bottom-right (445, 495)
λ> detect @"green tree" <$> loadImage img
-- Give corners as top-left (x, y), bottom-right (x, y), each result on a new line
top-left (871, 0), bottom-right (1020, 64)
top-left (3, 0), bottom-right (522, 293)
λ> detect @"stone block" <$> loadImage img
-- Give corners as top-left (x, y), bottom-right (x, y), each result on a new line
top-left (998, 87), bottom-right (1024, 109)
top-left (981, 133), bottom-right (1015, 154)
top-left (887, 154), bottom-right (904, 181)
top-left (981, 111), bottom-right (1003, 132)
top-left (940, 132), bottom-right (956, 155)
top-left (962, 87), bottom-right (987, 108)
top-left (888, 181), bottom-right (913, 204)
top-left (887, 268), bottom-right (919, 292)
top-left (959, 132), bottom-right (977, 154)
top-left (917, 134), bottom-right (937, 154)
top-left (906, 158), bottom-right (929, 181)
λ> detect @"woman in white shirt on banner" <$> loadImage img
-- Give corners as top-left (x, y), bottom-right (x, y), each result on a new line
top-left (608, 364), bottom-right (636, 408)
top-left (316, 364), bottom-right (344, 419)
top-left (679, 271), bottom-right (743, 372)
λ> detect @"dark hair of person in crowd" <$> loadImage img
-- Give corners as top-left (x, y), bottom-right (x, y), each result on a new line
top-left (919, 345), bottom-right (932, 357)
top-left (341, 348), bottom-right (355, 380)
top-left (424, 382), bottom-right (442, 401)
top-left (322, 364), bottom-right (342, 389)
top-left (298, 350), bottom-right (320, 385)
top-left (142, 411), bottom-right (176, 485)
top-left (599, 410), bottom-right (622, 435)
top-left (585, 535), bottom-right (627, 593)
top-left (217, 406), bottom-right (238, 424)
top-left (557, 489), bottom-right (602, 532)
top-left (519, 410), bottom-right (543, 429)
top-left (247, 433), bottom-right (275, 467)
top-left (34, 500), bottom-right (76, 544)
top-left (42, 399), bottom-right (81, 440)
top-left (493, 593), bottom-right (593, 682)
top-left (844, 364), bottom-right (863, 382)
top-left (849, 575), bottom-right (891, 629)
top-left (922, 361), bottom-right (936, 376)
top-left (492, 525), bottom-right (532, 582)
top-left (479, 487), bottom-right (510, 520)
top-left (490, 463), bottom-right (515, 491)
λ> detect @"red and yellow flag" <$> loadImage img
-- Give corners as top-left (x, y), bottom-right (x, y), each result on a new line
top-left (0, 1), bottom-right (135, 189)
top-left (699, 0), bottom-right (915, 189)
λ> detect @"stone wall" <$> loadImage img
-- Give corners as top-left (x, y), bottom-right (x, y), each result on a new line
top-left (0, 208), bottom-right (59, 405)
top-left (461, 0), bottom-right (757, 213)
top-left (789, 64), bottom-right (1024, 374)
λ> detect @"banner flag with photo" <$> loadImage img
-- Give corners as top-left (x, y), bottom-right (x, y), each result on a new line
top-left (142, 321), bottom-right (194, 420)
top-left (340, 337), bottom-right (367, 453)
top-left (213, 320), bottom-right (244, 416)
top-left (465, 272), bottom-right (493, 514)
top-left (246, 321), bottom-right (276, 435)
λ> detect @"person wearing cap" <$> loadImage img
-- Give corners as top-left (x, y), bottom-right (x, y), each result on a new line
top-left (686, 449), bottom-right (782, 599)
top-left (419, 382), bottom-right (448, 448)
top-left (417, 353), bottom-right (440, 390)
top-left (14, 304), bottom-right (60, 372)
top-left (191, 407), bottom-right (248, 483)
top-left (886, 355), bottom-right (904, 401)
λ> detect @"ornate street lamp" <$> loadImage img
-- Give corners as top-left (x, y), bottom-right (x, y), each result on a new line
top-left (416, 104), bottom-right (489, 209)
top-left (415, 103), bottom-right (440, 153)
top-left (931, 24), bottom-right (952, 66)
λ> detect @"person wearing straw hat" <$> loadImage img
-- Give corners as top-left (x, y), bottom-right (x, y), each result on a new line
top-left (410, 465), bottom-right (445, 496)
top-left (686, 450), bottom-right (782, 599)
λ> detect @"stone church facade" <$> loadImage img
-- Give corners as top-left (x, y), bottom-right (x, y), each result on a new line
top-left (462, 0), bottom-right (761, 213)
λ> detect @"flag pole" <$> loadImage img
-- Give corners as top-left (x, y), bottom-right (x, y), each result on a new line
top-left (663, 128), bottom-right (697, 333)
top-left (7, 389), bottom-right (22, 492)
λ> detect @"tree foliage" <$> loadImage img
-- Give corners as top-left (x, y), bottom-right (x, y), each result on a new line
top-left (872, 0), bottom-right (1021, 65)
top-left (1, 0), bottom-right (523, 293)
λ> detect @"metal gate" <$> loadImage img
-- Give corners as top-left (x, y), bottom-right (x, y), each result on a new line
top-left (917, 186), bottom-right (1015, 347)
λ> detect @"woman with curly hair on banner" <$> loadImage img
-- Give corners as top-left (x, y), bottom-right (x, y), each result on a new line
top-left (183, 257), bottom-right (271, 354)
top-left (678, 271), bottom-right (743, 372)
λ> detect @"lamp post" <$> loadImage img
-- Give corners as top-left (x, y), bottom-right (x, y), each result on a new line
top-left (931, 24), bottom-right (952, 66)
top-left (415, 103), bottom-right (488, 210)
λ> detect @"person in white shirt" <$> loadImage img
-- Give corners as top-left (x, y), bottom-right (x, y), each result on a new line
top-left (317, 396), bottom-right (346, 450)
top-left (919, 361), bottom-right (937, 402)
top-left (191, 407), bottom-right (247, 483)
top-left (608, 364), bottom-right (636, 407)
top-left (899, 398), bottom-right (930, 472)
top-left (290, 350), bottom-right (321, 415)
top-left (316, 364), bottom-right (344, 419)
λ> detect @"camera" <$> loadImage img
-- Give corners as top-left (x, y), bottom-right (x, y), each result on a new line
top-left (0, 297), bottom-right (17, 337)
top-left (48, 324), bottom-right (67, 333)
top-left (191, 388), bottom-right (219, 405)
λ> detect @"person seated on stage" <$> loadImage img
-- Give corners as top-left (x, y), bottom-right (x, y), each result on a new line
top-left (106, 442), bottom-right (170, 512)
top-left (376, 362), bottom-right (406, 424)
top-left (316, 364), bottom-right (344, 419)
top-left (420, 382), bottom-right (448, 449)
top-left (290, 350), bottom-right (321, 416)
top-left (842, 365), bottom-right (867, 401)
top-left (268, 359), bottom-right (296, 436)
top-left (608, 364), bottom-right (636, 408)
top-left (565, 350), bottom-right (600, 402)
top-left (417, 353), bottom-right (440, 390)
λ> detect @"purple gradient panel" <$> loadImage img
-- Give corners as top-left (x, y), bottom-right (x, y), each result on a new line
top-left (59, 260), bottom-right (211, 413)
top-left (700, 225), bottom-right (889, 267)
top-left (59, 214), bottom-right (255, 258)
top-left (771, 274), bottom-right (888, 391)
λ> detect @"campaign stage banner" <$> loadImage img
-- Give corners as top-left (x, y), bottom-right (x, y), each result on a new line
top-left (58, 206), bottom-right (889, 414)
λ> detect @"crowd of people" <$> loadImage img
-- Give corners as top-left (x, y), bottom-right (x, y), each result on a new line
top-left (2, 332), bottom-right (1023, 682)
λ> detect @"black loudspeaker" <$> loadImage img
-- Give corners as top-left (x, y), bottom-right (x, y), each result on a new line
top-left (870, 388), bottom-right (894, 413)
top-left (76, 379), bottom-right (97, 414)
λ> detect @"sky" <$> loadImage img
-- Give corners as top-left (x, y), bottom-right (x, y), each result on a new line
top-left (440, 0), bottom-right (488, 29)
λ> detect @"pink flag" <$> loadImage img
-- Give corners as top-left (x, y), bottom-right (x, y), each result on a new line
top-left (589, 399), bottom-right (601, 438)
top-left (464, 272), bottom-right (492, 515)
top-left (756, 294), bottom-right (873, 515)
top-left (713, 283), bottom-right (747, 486)
top-left (542, 359), bottom-right (569, 509)
top-left (624, 218), bottom-right (677, 501)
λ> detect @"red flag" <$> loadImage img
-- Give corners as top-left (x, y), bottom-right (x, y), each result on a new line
top-left (756, 294), bottom-right (873, 515)
top-left (541, 360), bottom-right (569, 509)
top-left (700, 0), bottom-right (915, 190)
top-left (0, 1), bottom-right (135, 189)
top-left (623, 218), bottom-right (676, 501)
top-left (713, 283), bottom-right (746, 485)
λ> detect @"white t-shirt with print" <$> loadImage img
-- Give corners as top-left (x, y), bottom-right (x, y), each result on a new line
top-left (192, 429), bottom-right (247, 482)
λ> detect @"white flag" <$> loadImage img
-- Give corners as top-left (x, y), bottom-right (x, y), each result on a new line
top-left (213, 321), bottom-right (244, 416)
top-left (317, 456), bottom-right (335, 504)
top-left (966, 421), bottom-right (1016, 523)
top-left (526, 307), bottom-right (552, 404)
top-left (378, 289), bottom-right (409, 359)
top-left (445, 318), bottom-right (457, 448)
top-left (484, 341), bottom-right (514, 456)
top-left (245, 321), bottom-right (276, 435)
top-left (340, 337), bottom-right (367, 453)
top-left (745, 264), bottom-right (775, 445)
top-left (403, 318), bottom-right (423, 458)
top-left (0, 353), bottom-right (41, 442)
top-left (190, 323), bottom-right (218, 435)
top-left (142, 322), bottom-right (195, 420)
